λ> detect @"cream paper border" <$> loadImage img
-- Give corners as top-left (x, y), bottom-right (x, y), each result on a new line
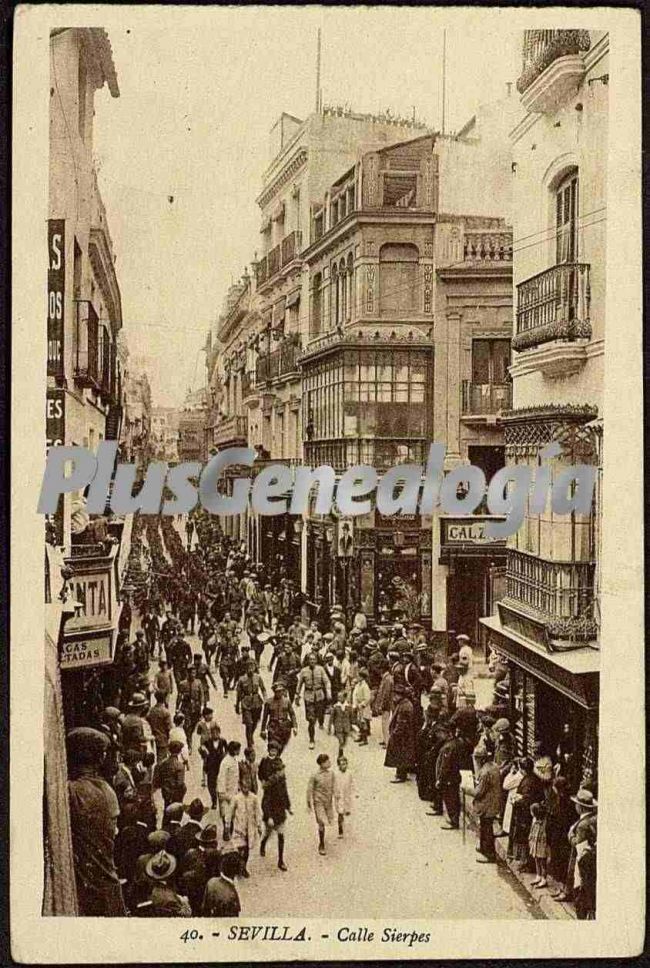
top-left (11, 5), bottom-right (644, 961)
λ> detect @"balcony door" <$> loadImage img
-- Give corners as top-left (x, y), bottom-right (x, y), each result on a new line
top-left (471, 338), bottom-right (511, 385)
top-left (555, 169), bottom-right (579, 265)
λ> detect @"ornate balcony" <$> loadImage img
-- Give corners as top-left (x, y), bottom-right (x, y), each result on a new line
top-left (256, 338), bottom-right (301, 385)
top-left (514, 263), bottom-right (591, 354)
top-left (281, 230), bottom-right (302, 267)
top-left (267, 244), bottom-right (281, 277)
top-left (461, 381), bottom-right (512, 422)
top-left (500, 548), bottom-right (597, 645)
top-left (517, 30), bottom-right (591, 113)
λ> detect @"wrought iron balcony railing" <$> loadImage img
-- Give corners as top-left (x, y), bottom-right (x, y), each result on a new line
top-left (281, 230), bottom-right (302, 266)
top-left (514, 262), bottom-right (591, 352)
top-left (517, 30), bottom-right (591, 95)
top-left (461, 381), bottom-right (512, 415)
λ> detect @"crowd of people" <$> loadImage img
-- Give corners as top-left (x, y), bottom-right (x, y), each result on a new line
top-left (64, 508), bottom-right (596, 920)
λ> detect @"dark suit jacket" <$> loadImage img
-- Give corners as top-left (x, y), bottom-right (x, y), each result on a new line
top-left (202, 876), bottom-right (241, 917)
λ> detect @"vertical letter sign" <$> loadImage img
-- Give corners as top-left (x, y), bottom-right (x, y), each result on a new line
top-left (47, 219), bottom-right (65, 378)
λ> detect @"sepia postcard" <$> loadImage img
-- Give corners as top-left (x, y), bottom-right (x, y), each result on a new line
top-left (10, 4), bottom-right (644, 962)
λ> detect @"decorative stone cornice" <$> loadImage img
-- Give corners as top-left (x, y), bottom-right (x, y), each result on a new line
top-left (257, 149), bottom-right (308, 210)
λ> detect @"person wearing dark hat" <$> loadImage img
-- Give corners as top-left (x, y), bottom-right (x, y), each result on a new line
top-left (473, 744), bottom-right (501, 862)
top-left (550, 788), bottom-right (597, 903)
top-left (192, 651), bottom-right (218, 702)
top-left (128, 828), bottom-right (171, 911)
top-left (261, 681), bottom-right (298, 753)
top-left (435, 725), bottom-right (471, 830)
top-left (384, 687), bottom-right (417, 783)
top-left (177, 666), bottom-right (206, 752)
top-left (174, 799), bottom-right (206, 862)
top-left (146, 850), bottom-right (192, 917)
top-left (98, 706), bottom-right (122, 784)
top-left (271, 641), bottom-right (300, 703)
top-left (114, 800), bottom-right (150, 883)
top-left (121, 693), bottom-right (150, 755)
top-left (202, 849), bottom-right (242, 917)
top-left (113, 748), bottom-right (141, 813)
top-left (153, 740), bottom-right (187, 809)
top-left (258, 740), bottom-right (291, 872)
top-left (66, 727), bottom-right (127, 916)
top-left (178, 824), bottom-right (222, 915)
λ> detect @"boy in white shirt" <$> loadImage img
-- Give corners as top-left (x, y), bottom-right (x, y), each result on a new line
top-left (334, 755), bottom-right (354, 838)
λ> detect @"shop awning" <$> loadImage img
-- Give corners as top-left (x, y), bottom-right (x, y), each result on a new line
top-left (286, 289), bottom-right (300, 309)
top-left (480, 613), bottom-right (599, 709)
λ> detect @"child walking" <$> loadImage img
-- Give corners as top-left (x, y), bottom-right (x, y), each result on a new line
top-left (330, 691), bottom-right (353, 755)
top-left (306, 753), bottom-right (336, 856)
top-left (529, 802), bottom-right (550, 888)
top-left (334, 755), bottom-right (353, 838)
top-left (230, 773), bottom-right (263, 878)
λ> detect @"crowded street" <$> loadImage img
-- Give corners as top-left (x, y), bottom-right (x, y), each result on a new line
top-left (133, 520), bottom-right (533, 919)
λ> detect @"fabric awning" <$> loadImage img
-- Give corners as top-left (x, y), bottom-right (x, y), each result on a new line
top-left (286, 289), bottom-right (300, 309)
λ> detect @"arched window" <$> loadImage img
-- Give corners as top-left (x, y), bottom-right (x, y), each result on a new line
top-left (311, 272), bottom-right (322, 337)
top-left (379, 243), bottom-right (419, 316)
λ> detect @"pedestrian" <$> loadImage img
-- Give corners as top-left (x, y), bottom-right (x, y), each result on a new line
top-left (574, 824), bottom-right (597, 919)
top-left (200, 722), bottom-right (228, 810)
top-left (217, 740), bottom-right (241, 841)
top-left (502, 760), bottom-right (524, 857)
top-left (436, 725), bottom-right (470, 830)
top-left (113, 749), bottom-right (141, 813)
top-left (154, 659), bottom-right (173, 705)
top-left (230, 773), bottom-right (263, 878)
top-left (174, 798), bottom-right (206, 863)
top-left (373, 662), bottom-right (394, 748)
top-left (121, 693), bottom-right (151, 756)
top-left (456, 633), bottom-right (473, 669)
top-left (385, 687), bottom-right (417, 783)
top-left (550, 787), bottom-right (597, 904)
top-left (306, 753), bottom-right (336, 856)
top-left (202, 850), bottom-right (242, 917)
top-left (178, 824), bottom-right (221, 915)
top-left (235, 658), bottom-right (267, 748)
top-left (145, 850), bottom-right (192, 917)
top-left (238, 746), bottom-right (259, 795)
top-left (152, 739), bottom-right (187, 809)
top-left (528, 802), bottom-right (550, 888)
top-left (66, 727), bottom-right (127, 916)
top-left (295, 653), bottom-right (331, 749)
top-left (334, 754), bottom-right (353, 839)
top-left (510, 756), bottom-right (544, 870)
top-left (169, 712), bottom-right (190, 770)
top-left (352, 668), bottom-right (372, 745)
top-left (473, 745), bottom-right (501, 863)
top-left (330, 690), bottom-right (353, 756)
top-left (176, 666), bottom-right (205, 752)
top-left (147, 690), bottom-right (172, 762)
top-left (258, 740), bottom-right (291, 872)
top-left (260, 681), bottom-right (297, 753)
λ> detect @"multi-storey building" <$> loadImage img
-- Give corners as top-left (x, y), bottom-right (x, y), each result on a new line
top-left (151, 406), bottom-right (181, 464)
top-left (48, 28), bottom-right (123, 545)
top-left (178, 388), bottom-right (208, 464)
top-left (299, 111), bottom-right (515, 625)
top-left (239, 107), bottom-right (435, 584)
top-left (122, 369), bottom-right (152, 466)
top-left (480, 30), bottom-right (607, 785)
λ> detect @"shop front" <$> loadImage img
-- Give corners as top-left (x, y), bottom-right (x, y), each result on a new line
top-left (59, 543), bottom-right (122, 730)
top-left (258, 510), bottom-right (302, 587)
top-left (481, 607), bottom-right (599, 789)
top-left (305, 509), bottom-right (432, 626)
top-left (438, 515), bottom-right (508, 647)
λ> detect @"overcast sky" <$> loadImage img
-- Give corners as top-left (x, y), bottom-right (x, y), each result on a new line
top-left (92, 8), bottom-right (519, 407)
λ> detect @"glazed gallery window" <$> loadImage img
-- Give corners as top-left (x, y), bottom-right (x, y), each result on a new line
top-left (379, 243), bottom-right (419, 316)
top-left (302, 349), bottom-right (432, 442)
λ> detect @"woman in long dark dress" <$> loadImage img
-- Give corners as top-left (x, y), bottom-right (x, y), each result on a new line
top-left (416, 707), bottom-right (438, 801)
top-left (509, 756), bottom-right (544, 868)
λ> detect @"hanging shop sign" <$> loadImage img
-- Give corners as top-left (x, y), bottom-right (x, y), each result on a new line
top-left (441, 516), bottom-right (507, 546)
top-left (47, 219), bottom-right (65, 379)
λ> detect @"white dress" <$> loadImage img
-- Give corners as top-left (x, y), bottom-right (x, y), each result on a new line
top-left (334, 771), bottom-right (353, 815)
top-left (502, 769), bottom-right (523, 834)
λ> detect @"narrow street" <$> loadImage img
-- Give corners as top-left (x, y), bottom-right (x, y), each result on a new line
top-left (144, 517), bottom-right (537, 920)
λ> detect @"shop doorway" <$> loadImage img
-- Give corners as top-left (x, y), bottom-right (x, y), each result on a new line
top-left (446, 559), bottom-right (487, 642)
